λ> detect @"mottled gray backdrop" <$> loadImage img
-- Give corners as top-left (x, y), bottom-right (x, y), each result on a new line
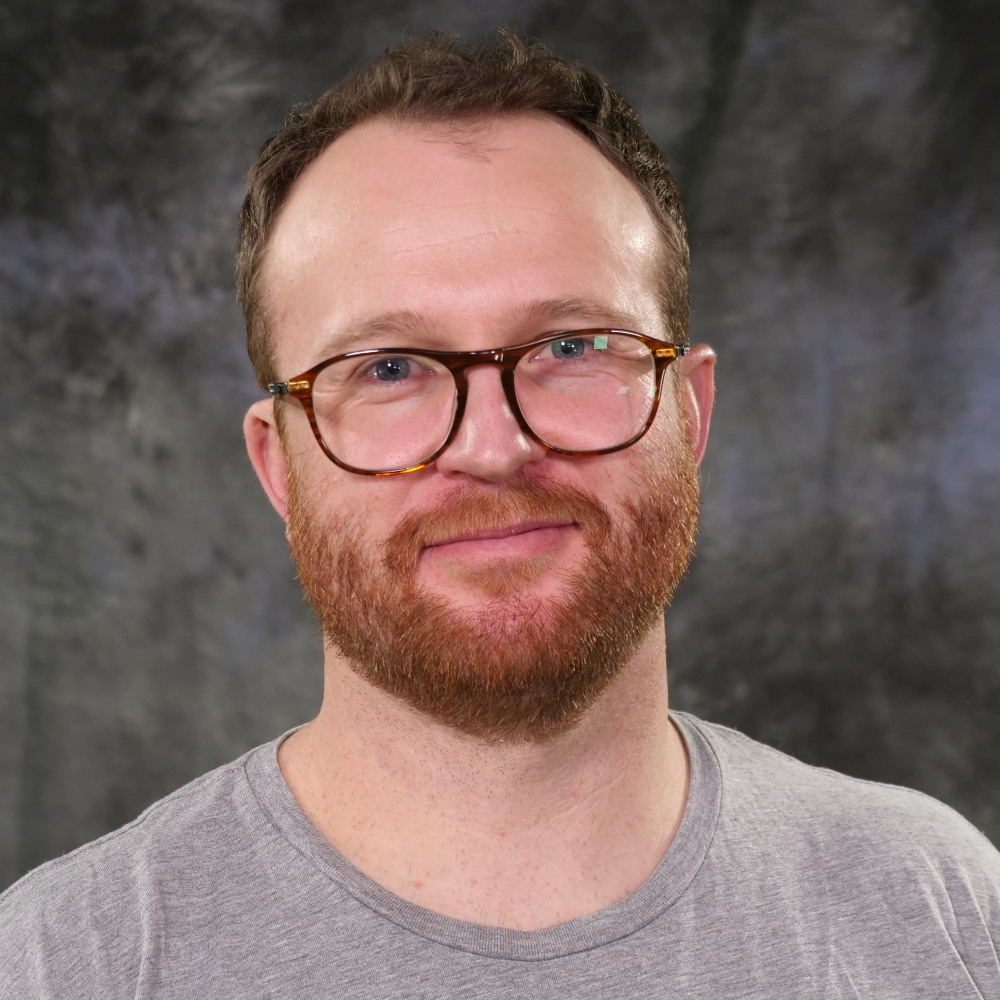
top-left (1, 0), bottom-right (998, 890)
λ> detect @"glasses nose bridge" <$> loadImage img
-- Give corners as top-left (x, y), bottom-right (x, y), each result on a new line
top-left (450, 348), bottom-right (510, 377)
top-left (447, 348), bottom-right (526, 442)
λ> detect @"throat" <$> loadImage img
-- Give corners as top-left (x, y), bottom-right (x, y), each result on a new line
top-left (276, 634), bottom-right (686, 931)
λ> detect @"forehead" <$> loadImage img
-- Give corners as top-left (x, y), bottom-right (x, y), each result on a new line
top-left (263, 112), bottom-right (664, 372)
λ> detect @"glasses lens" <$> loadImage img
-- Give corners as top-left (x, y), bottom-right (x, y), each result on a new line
top-left (312, 353), bottom-right (456, 472)
top-left (514, 333), bottom-right (658, 452)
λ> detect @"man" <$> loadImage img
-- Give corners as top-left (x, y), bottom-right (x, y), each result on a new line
top-left (2, 31), bottom-right (998, 999)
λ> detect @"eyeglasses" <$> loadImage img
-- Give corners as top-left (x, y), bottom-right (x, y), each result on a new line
top-left (268, 329), bottom-right (689, 476)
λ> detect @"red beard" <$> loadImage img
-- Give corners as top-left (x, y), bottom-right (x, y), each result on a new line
top-left (287, 449), bottom-right (699, 743)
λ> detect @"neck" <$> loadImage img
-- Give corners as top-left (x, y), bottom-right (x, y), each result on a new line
top-left (278, 620), bottom-right (689, 931)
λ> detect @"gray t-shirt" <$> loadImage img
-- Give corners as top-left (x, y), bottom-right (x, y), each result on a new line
top-left (2, 713), bottom-right (999, 998)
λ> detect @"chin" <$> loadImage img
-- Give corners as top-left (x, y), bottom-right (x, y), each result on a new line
top-left (424, 564), bottom-right (578, 607)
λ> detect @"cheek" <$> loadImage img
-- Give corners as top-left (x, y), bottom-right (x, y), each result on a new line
top-left (602, 398), bottom-right (689, 501)
top-left (282, 416), bottom-right (374, 522)
top-left (647, 378), bottom-right (689, 454)
top-left (279, 405), bottom-right (327, 471)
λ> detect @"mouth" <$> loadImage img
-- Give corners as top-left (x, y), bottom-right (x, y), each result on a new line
top-left (421, 520), bottom-right (579, 563)
top-left (425, 520), bottom-right (577, 548)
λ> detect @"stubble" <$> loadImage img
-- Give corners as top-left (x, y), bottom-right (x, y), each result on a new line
top-left (286, 447), bottom-right (700, 743)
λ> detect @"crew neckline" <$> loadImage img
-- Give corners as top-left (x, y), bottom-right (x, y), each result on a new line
top-left (243, 712), bottom-right (722, 961)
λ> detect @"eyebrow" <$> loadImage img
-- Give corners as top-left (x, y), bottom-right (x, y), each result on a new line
top-left (510, 297), bottom-right (644, 332)
top-left (314, 311), bottom-right (441, 358)
top-left (314, 297), bottom-right (647, 359)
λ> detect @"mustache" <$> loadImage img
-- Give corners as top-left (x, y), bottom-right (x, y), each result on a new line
top-left (380, 479), bottom-right (613, 575)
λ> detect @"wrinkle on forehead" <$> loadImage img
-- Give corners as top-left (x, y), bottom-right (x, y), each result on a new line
top-left (267, 112), bottom-right (656, 267)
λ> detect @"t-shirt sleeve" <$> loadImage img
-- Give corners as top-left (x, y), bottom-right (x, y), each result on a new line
top-left (899, 801), bottom-right (1000, 994)
top-left (699, 717), bottom-right (1000, 995)
top-left (0, 847), bottom-right (143, 1000)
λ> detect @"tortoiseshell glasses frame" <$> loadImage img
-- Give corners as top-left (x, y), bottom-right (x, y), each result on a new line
top-left (267, 329), bottom-right (689, 477)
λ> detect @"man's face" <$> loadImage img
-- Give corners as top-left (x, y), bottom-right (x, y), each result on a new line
top-left (250, 113), bottom-right (708, 740)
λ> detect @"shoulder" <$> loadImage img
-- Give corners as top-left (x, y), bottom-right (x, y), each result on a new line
top-left (2, 746), bottom-right (263, 905)
top-left (686, 713), bottom-right (1000, 916)
top-left (0, 744), bottom-right (273, 999)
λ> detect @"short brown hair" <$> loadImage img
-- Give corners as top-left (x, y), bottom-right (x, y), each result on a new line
top-left (236, 30), bottom-right (689, 388)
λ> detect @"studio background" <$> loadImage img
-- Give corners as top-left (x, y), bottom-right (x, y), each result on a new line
top-left (1, 0), bottom-right (998, 891)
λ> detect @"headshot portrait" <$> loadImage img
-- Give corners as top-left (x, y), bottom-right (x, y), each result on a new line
top-left (1, 3), bottom-right (998, 997)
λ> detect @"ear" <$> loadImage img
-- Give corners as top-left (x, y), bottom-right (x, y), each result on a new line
top-left (677, 344), bottom-right (716, 467)
top-left (244, 398), bottom-right (290, 522)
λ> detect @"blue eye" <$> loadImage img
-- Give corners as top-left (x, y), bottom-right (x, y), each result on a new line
top-left (551, 338), bottom-right (586, 359)
top-left (373, 358), bottom-right (411, 381)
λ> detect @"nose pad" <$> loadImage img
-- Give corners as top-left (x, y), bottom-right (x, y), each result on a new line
top-left (434, 365), bottom-right (545, 482)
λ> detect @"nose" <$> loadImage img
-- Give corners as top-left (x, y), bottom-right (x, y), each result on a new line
top-left (434, 365), bottom-right (547, 482)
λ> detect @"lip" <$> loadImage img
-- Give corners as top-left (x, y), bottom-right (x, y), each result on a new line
top-left (424, 520), bottom-right (577, 549)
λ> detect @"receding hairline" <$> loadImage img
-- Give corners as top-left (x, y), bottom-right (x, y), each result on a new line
top-left (256, 110), bottom-right (583, 294)
top-left (253, 109), bottom-right (681, 371)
